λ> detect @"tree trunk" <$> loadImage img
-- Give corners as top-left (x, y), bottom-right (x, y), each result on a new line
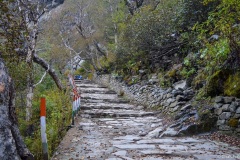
top-left (0, 58), bottom-right (33, 160)
top-left (33, 53), bottom-right (63, 90)
top-left (26, 81), bottom-right (33, 122)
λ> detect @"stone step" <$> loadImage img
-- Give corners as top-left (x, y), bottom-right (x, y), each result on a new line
top-left (81, 99), bottom-right (130, 104)
top-left (81, 93), bottom-right (118, 100)
top-left (54, 81), bottom-right (240, 160)
top-left (80, 109), bottom-right (159, 118)
top-left (76, 83), bottom-right (106, 88)
top-left (80, 89), bottom-right (116, 94)
top-left (80, 104), bottom-right (137, 110)
top-left (81, 102), bottom-right (137, 108)
top-left (80, 87), bottom-right (109, 92)
top-left (75, 80), bottom-right (93, 84)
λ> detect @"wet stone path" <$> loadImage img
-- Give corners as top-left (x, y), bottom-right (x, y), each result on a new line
top-left (53, 80), bottom-right (240, 160)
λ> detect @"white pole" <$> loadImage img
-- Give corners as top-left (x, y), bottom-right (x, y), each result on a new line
top-left (40, 97), bottom-right (48, 160)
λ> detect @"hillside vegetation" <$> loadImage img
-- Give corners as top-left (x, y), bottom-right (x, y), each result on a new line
top-left (77, 0), bottom-right (240, 99)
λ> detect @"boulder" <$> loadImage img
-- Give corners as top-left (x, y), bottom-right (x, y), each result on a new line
top-left (233, 114), bottom-right (240, 119)
top-left (159, 128), bottom-right (178, 137)
top-left (219, 125), bottom-right (232, 131)
top-left (173, 80), bottom-right (187, 90)
top-left (219, 112), bottom-right (231, 120)
top-left (176, 95), bottom-right (186, 101)
top-left (172, 89), bottom-right (183, 97)
top-left (229, 102), bottom-right (238, 112)
top-left (222, 104), bottom-right (230, 111)
top-left (214, 108), bottom-right (223, 115)
top-left (215, 96), bottom-right (223, 103)
top-left (236, 107), bottom-right (240, 114)
top-left (172, 106), bottom-right (180, 112)
top-left (223, 97), bottom-right (235, 104)
top-left (169, 101), bottom-right (178, 108)
top-left (217, 120), bottom-right (225, 126)
top-left (213, 103), bottom-right (223, 109)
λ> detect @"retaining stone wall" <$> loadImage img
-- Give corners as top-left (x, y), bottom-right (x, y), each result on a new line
top-left (94, 74), bottom-right (240, 136)
top-left (214, 96), bottom-right (240, 135)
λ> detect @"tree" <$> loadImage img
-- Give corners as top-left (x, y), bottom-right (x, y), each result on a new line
top-left (57, 0), bottom-right (112, 74)
top-left (0, 0), bottom-right (64, 159)
top-left (15, 0), bottom-right (64, 121)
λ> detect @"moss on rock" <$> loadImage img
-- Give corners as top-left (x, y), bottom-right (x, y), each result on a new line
top-left (224, 72), bottom-right (240, 98)
top-left (204, 70), bottom-right (229, 97)
top-left (228, 118), bottom-right (238, 128)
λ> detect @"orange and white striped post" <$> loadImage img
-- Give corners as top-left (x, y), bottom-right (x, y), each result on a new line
top-left (40, 97), bottom-right (48, 160)
top-left (68, 74), bottom-right (81, 125)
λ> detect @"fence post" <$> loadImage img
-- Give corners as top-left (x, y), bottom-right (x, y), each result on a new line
top-left (77, 95), bottom-right (81, 112)
top-left (69, 74), bottom-right (81, 125)
top-left (40, 97), bottom-right (48, 160)
top-left (72, 95), bottom-right (75, 125)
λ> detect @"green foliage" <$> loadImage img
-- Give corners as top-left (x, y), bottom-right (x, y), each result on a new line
top-left (109, 0), bottom-right (185, 77)
top-left (179, 0), bottom-right (219, 29)
top-left (118, 0), bottom-right (182, 54)
top-left (18, 85), bottom-right (72, 160)
top-left (195, 0), bottom-right (240, 72)
top-left (180, 67), bottom-right (196, 78)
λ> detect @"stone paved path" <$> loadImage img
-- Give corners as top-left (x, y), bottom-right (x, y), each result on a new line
top-left (52, 80), bottom-right (240, 160)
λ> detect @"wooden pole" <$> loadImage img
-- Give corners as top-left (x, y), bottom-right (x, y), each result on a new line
top-left (40, 97), bottom-right (48, 160)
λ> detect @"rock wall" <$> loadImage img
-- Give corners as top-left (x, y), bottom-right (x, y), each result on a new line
top-left (214, 96), bottom-right (240, 135)
top-left (94, 74), bottom-right (240, 136)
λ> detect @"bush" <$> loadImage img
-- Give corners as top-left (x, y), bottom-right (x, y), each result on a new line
top-left (17, 84), bottom-right (72, 160)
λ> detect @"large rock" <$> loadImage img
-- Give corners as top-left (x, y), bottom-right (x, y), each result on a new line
top-left (214, 108), bottom-right (223, 115)
top-left (222, 104), bottom-right (230, 111)
top-left (173, 80), bottom-right (187, 90)
top-left (229, 102), bottom-right (238, 112)
top-left (217, 120), bottom-right (225, 126)
top-left (172, 90), bottom-right (183, 97)
top-left (215, 96), bottom-right (223, 103)
top-left (233, 114), bottom-right (240, 118)
top-left (159, 128), bottom-right (178, 137)
top-left (219, 112), bottom-right (231, 120)
top-left (236, 107), bottom-right (240, 114)
top-left (213, 103), bottom-right (223, 109)
top-left (176, 95), bottom-right (186, 101)
top-left (219, 125), bottom-right (232, 131)
top-left (223, 97), bottom-right (235, 104)
top-left (146, 127), bottom-right (164, 138)
top-left (169, 101), bottom-right (178, 108)
top-left (44, 0), bottom-right (64, 9)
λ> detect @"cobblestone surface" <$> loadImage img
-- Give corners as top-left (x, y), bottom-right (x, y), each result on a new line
top-left (52, 80), bottom-right (240, 160)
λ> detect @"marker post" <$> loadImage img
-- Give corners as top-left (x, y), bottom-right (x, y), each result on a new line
top-left (72, 95), bottom-right (76, 125)
top-left (40, 97), bottom-right (48, 160)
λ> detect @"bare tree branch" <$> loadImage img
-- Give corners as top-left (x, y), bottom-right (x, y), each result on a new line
top-left (33, 64), bottom-right (49, 87)
top-left (33, 53), bottom-right (63, 90)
